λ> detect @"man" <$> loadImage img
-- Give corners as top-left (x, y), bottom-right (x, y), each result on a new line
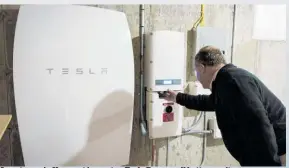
top-left (162, 46), bottom-right (286, 166)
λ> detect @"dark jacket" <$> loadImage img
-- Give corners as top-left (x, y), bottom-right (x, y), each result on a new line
top-left (176, 64), bottom-right (286, 166)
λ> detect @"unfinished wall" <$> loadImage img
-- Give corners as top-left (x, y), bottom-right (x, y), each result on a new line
top-left (0, 7), bottom-right (22, 166)
top-left (0, 4), bottom-right (286, 166)
top-left (232, 5), bottom-right (286, 104)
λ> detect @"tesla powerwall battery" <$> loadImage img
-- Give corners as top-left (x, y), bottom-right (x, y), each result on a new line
top-left (13, 5), bottom-right (134, 166)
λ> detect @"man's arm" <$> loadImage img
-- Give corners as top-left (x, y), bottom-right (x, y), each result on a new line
top-left (176, 93), bottom-right (215, 111)
top-left (221, 77), bottom-right (280, 166)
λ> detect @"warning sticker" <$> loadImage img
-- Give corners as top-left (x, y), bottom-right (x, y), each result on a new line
top-left (163, 113), bottom-right (174, 122)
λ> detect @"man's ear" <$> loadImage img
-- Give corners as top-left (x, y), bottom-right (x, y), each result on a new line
top-left (199, 64), bottom-right (205, 73)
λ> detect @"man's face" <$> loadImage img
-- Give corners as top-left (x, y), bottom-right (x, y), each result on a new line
top-left (194, 62), bottom-right (208, 88)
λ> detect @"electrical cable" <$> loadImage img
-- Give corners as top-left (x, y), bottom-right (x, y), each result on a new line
top-left (200, 111), bottom-right (207, 166)
top-left (181, 82), bottom-right (205, 133)
top-left (139, 4), bottom-right (147, 136)
top-left (193, 4), bottom-right (205, 29)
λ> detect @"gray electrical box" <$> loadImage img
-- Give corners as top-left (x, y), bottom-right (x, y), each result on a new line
top-left (193, 27), bottom-right (230, 56)
top-left (186, 27), bottom-right (231, 80)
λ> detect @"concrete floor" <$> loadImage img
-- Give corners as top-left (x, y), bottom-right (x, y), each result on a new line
top-left (0, 4), bottom-right (286, 166)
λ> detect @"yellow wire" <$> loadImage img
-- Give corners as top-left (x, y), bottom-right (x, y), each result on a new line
top-left (193, 4), bottom-right (205, 29)
top-left (199, 4), bottom-right (205, 26)
top-left (193, 18), bottom-right (201, 28)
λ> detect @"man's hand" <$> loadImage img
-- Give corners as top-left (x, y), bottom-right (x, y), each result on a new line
top-left (161, 90), bottom-right (178, 102)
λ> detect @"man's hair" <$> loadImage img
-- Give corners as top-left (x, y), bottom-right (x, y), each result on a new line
top-left (195, 45), bottom-right (226, 66)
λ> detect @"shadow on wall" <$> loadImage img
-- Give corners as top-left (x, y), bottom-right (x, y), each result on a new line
top-left (63, 90), bottom-right (134, 166)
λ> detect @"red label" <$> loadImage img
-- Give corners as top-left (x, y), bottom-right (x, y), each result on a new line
top-left (163, 113), bottom-right (174, 122)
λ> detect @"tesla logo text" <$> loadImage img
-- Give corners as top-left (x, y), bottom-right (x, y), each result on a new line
top-left (46, 68), bottom-right (108, 75)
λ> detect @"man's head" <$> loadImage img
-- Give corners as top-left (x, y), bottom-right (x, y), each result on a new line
top-left (194, 46), bottom-right (226, 89)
